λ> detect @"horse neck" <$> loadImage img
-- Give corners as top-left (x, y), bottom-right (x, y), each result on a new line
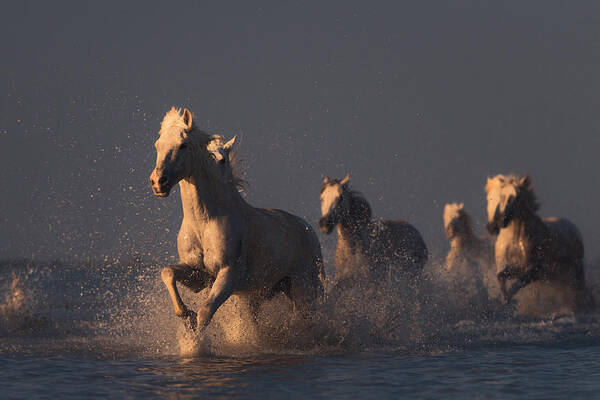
top-left (337, 192), bottom-right (371, 240)
top-left (449, 234), bottom-right (469, 251)
top-left (337, 214), bottom-right (370, 251)
top-left (179, 166), bottom-right (247, 223)
top-left (503, 210), bottom-right (545, 242)
top-left (450, 225), bottom-right (477, 250)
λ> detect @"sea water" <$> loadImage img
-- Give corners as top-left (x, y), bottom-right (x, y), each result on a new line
top-left (1, 258), bottom-right (600, 399)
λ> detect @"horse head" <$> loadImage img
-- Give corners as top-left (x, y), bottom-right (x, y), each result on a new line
top-left (150, 107), bottom-right (237, 197)
top-left (149, 108), bottom-right (195, 197)
top-left (319, 174), bottom-right (350, 234)
top-left (443, 202), bottom-right (469, 239)
top-left (485, 174), bottom-right (533, 235)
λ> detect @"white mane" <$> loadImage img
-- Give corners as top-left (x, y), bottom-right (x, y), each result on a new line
top-left (159, 107), bottom-right (191, 136)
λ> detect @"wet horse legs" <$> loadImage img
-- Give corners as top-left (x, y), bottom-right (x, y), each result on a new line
top-left (497, 265), bottom-right (542, 304)
top-left (195, 266), bottom-right (237, 332)
top-left (497, 267), bottom-right (518, 304)
top-left (161, 264), bottom-right (212, 330)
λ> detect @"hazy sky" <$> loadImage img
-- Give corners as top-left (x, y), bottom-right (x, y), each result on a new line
top-left (2, 1), bottom-right (600, 265)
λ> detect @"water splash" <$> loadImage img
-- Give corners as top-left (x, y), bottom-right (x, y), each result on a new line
top-left (0, 274), bottom-right (26, 327)
top-left (1, 257), bottom-right (600, 359)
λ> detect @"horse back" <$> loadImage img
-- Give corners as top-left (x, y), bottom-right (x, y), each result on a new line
top-left (243, 207), bottom-right (323, 285)
top-left (542, 217), bottom-right (584, 265)
top-left (372, 219), bottom-right (429, 271)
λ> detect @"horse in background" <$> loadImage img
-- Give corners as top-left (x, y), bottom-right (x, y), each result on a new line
top-left (485, 174), bottom-right (587, 308)
top-left (149, 107), bottom-right (324, 333)
top-left (319, 175), bottom-right (428, 287)
top-left (444, 202), bottom-right (494, 272)
top-left (443, 202), bottom-right (499, 303)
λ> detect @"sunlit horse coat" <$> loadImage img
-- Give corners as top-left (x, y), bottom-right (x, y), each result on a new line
top-left (485, 174), bottom-right (586, 306)
top-left (443, 202), bottom-right (494, 272)
top-left (150, 107), bottom-right (324, 332)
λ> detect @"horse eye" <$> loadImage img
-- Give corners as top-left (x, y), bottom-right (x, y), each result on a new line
top-left (179, 143), bottom-right (188, 150)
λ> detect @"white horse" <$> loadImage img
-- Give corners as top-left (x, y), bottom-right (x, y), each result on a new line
top-left (443, 202), bottom-right (494, 273)
top-left (443, 202), bottom-right (500, 304)
top-left (319, 175), bottom-right (428, 287)
top-left (149, 107), bottom-right (324, 333)
top-left (485, 174), bottom-right (586, 306)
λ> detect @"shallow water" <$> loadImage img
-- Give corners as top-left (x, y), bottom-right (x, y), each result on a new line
top-left (2, 258), bottom-right (600, 399)
top-left (3, 344), bottom-right (600, 399)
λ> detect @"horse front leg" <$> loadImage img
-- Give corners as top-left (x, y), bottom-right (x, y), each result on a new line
top-left (196, 266), bottom-right (237, 333)
top-left (505, 266), bottom-right (541, 303)
top-left (161, 264), bottom-right (212, 331)
top-left (497, 267), bottom-right (519, 304)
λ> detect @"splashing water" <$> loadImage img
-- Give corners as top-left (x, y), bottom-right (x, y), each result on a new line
top-left (1, 256), bottom-right (600, 360)
top-left (0, 274), bottom-right (26, 328)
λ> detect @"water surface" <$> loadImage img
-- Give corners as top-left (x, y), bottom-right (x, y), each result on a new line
top-left (2, 259), bottom-right (600, 399)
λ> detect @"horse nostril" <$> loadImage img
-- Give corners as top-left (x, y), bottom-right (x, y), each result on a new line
top-left (158, 176), bottom-right (168, 185)
top-left (149, 177), bottom-right (154, 185)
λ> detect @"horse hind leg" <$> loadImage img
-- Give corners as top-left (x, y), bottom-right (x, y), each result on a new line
top-left (288, 277), bottom-right (321, 318)
top-left (571, 260), bottom-right (591, 311)
top-left (243, 277), bottom-right (292, 329)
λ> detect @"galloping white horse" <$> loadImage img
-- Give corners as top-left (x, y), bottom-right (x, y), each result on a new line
top-left (485, 174), bottom-right (586, 306)
top-left (319, 175), bottom-right (428, 286)
top-left (149, 107), bottom-right (324, 333)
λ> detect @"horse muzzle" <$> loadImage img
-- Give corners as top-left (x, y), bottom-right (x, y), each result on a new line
top-left (319, 217), bottom-right (334, 234)
top-left (149, 170), bottom-right (173, 197)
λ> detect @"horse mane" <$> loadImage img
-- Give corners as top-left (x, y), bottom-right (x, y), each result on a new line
top-left (160, 108), bottom-right (246, 191)
top-left (485, 174), bottom-right (540, 213)
top-left (319, 179), bottom-right (335, 194)
top-left (516, 176), bottom-right (539, 213)
top-left (205, 134), bottom-right (247, 191)
top-left (347, 190), bottom-right (372, 223)
top-left (461, 210), bottom-right (474, 233)
top-left (159, 107), bottom-right (191, 135)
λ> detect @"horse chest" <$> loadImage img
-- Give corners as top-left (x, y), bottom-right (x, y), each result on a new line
top-left (176, 226), bottom-right (203, 264)
top-left (496, 230), bottom-right (528, 268)
top-left (178, 217), bottom-right (243, 273)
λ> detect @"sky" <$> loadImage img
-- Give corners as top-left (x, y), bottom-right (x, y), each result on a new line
top-left (2, 1), bottom-right (600, 265)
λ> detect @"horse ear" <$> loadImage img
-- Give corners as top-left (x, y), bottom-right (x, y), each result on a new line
top-left (458, 202), bottom-right (464, 209)
top-left (182, 108), bottom-right (193, 131)
top-left (223, 136), bottom-right (237, 152)
top-left (323, 176), bottom-right (331, 184)
top-left (520, 174), bottom-right (531, 188)
top-left (340, 174), bottom-right (350, 186)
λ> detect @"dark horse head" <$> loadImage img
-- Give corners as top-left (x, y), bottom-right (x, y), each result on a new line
top-left (319, 174), bottom-right (371, 234)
